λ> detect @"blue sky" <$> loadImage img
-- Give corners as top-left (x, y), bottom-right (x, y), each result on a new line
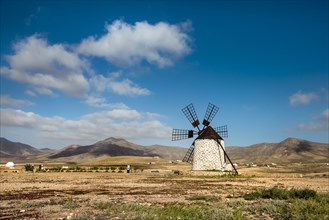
top-left (1, 0), bottom-right (328, 149)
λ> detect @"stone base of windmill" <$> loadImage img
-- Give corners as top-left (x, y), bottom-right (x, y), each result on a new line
top-left (192, 139), bottom-right (228, 171)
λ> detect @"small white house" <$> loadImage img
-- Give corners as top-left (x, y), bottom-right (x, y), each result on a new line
top-left (5, 161), bottom-right (15, 169)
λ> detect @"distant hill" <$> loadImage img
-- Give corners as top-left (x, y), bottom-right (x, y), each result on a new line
top-left (226, 137), bottom-right (329, 164)
top-left (0, 137), bottom-right (42, 162)
top-left (0, 137), bottom-right (328, 164)
top-left (47, 137), bottom-right (186, 162)
top-left (0, 137), bottom-right (61, 162)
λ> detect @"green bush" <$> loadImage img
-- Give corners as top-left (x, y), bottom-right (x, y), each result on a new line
top-left (242, 193), bottom-right (329, 219)
top-left (63, 198), bottom-right (80, 209)
top-left (289, 188), bottom-right (317, 199)
top-left (91, 166), bottom-right (99, 171)
top-left (75, 166), bottom-right (82, 171)
top-left (243, 187), bottom-right (317, 200)
top-left (49, 166), bottom-right (61, 172)
top-left (24, 164), bottom-right (34, 172)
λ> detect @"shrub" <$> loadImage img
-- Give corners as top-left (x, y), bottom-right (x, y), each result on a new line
top-left (49, 166), bottom-right (61, 172)
top-left (242, 193), bottom-right (329, 219)
top-left (289, 188), bottom-right (317, 199)
top-left (24, 164), bottom-right (34, 172)
top-left (75, 166), bottom-right (82, 171)
top-left (243, 187), bottom-right (317, 200)
top-left (63, 198), bottom-right (80, 209)
top-left (91, 166), bottom-right (99, 171)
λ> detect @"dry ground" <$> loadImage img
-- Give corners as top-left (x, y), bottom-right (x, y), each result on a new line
top-left (0, 162), bottom-right (328, 219)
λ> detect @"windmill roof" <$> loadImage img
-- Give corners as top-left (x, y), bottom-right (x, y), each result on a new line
top-left (196, 126), bottom-right (223, 140)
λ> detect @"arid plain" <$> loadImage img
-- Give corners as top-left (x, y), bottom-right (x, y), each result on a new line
top-left (1, 159), bottom-right (328, 220)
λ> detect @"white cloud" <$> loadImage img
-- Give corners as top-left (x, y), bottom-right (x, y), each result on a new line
top-left (77, 20), bottom-right (191, 67)
top-left (90, 73), bottom-right (151, 97)
top-left (85, 95), bottom-right (110, 107)
top-left (0, 108), bottom-right (172, 147)
top-left (0, 36), bottom-right (89, 97)
top-left (109, 78), bottom-right (150, 96)
top-left (0, 95), bottom-right (34, 107)
top-left (289, 91), bottom-right (318, 106)
top-left (34, 87), bottom-right (56, 96)
top-left (297, 109), bottom-right (329, 131)
top-left (1, 20), bottom-right (191, 102)
top-left (85, 95), bottom-right (128, 109)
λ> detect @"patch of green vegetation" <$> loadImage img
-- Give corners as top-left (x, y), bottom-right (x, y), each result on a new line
top-left (71, 212), bottom-right (91, 220)
top-left (49, 166), bottom-right (62, 172)
top-left (13, 186), bottom-right (324, 219)
top-left (62, 198), bottom-right (80, 209)
top-left (241, 187), bottom-right (329, 219)
top-left (94, 202), bottom-right (247, 220)
top-left (19, 201), bottom-right (43, 208)
top-left (90, 166), bottom-right (99, 171)
top-left (284, 194), bottom-right (329, 219)
top-left (227, 199), bottom-right (247, 208)
top-left (24, 164), bottom-right (34, 172)
top-left (243, 187), bottom-right (317, 200)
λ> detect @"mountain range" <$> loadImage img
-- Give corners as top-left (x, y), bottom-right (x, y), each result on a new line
top-left (0, 137), bottom-right (328, 164)
top-left (225, 138), bottom-right (328, 163)
top-left (0, 137), bottom-right (187, 163)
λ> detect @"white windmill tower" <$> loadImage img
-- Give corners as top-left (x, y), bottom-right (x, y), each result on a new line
top-left (172, 103), bottom-right (238, 174)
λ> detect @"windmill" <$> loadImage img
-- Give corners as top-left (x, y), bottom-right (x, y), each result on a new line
top-left (172, 103), bottom-right (238, 175)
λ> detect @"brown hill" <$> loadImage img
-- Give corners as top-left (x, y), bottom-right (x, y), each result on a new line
top-left (0, 137), bottom-right (40, 156)
top-left (47, 137), bottom-right (186, 162)
top-left (226, 137), bottom-right (329, 164)
top-left (0, 137), bottom-right (61, 163)
top-left (0, 137), bottom-right (42, 162)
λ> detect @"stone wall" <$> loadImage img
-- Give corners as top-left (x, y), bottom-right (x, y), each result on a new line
top-left (192, 139), bottom-right (225, 170)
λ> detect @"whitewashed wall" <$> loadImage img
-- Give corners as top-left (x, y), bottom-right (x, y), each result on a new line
top-left (192, 139), bottom-right (225, 170)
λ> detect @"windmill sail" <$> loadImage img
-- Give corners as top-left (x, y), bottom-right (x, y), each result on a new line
top-left (182, 143), bottom-right (195, 163)
top-left (202, 103), bottom-right (219, 127)
top-left (172, 129), bottom-right (195, 141)
top-left (182, 103), bottom-right (200, 130)
top-left (213, 125), bottom-right (228, 138)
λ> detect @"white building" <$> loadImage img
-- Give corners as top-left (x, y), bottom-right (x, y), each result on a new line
top-left (5, 161), bottom-right (15, 169)
top-left (192, 126), bottom-right (226, 171)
